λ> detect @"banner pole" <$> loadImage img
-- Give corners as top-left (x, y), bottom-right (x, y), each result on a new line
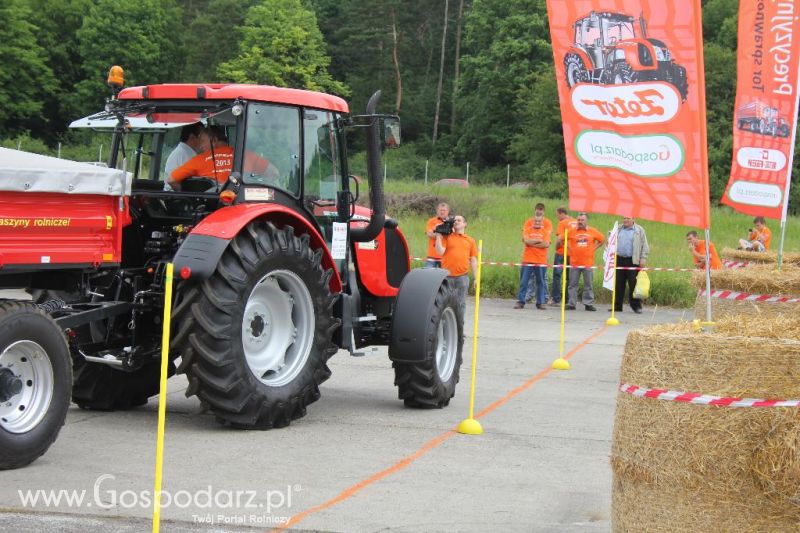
top-left (607, 251), bottom-right (620, 326)
top-left (704, 229), bottom-right (713, 323)
top-left (777, 62), bottom-right (800, 269)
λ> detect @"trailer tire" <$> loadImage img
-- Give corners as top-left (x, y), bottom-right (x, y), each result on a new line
top-left (174, 221), bottom-right (338, 429)
top-left (0, 301), bottom-right (71, 470)
top-left (391, 279), bottom-right (463, 408)
top-left (71, 358), bottom-right (174, 411)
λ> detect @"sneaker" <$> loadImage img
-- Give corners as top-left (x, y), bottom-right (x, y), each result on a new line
top-left (585, 305), bottom-right (597, 311)
top-left (633, 308), bottom-right (643, 314)
top-left (536, 304), bottom-right (546, 310)
top-left (513, 302), bottom-right (524, 309)
top-left (565, 304), bottom-right (576, 310)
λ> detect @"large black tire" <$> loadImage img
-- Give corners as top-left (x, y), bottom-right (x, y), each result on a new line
top-left (0, 301), bottom-right (71, 470)
top-left (564, 53), bottom-right (588, 88)
top-left (612, 62), bottom-right (637, 85)
top-left (391, 280), bottom-right (463, 408)
top-left (71, 359), bottom-right (174, 411)
top-left (172, 221), bottom-right (339, 429)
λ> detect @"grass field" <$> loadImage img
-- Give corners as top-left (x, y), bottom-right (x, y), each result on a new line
top-left (380, 181), bottom-right (800, 307)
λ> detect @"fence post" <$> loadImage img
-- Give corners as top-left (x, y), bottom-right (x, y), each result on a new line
top-left (57, 142), bottom-right (62, 159)
top-left (466, 162), bottom-right (470, 183)
top-left (383, 162), bottom-right (387, 184)
top-left (425, 159), bottom-right (429, 185)
top-left (506, 164), bottom-right (510, 188)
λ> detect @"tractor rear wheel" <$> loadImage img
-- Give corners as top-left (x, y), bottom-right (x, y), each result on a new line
top-left (391, 279), bottom-right (463, 408)
top-left (173, 221), bottom-right (338, 429)
top-left (612, 62), bottom-right (637, 85)
top-left (0, 301), bottom-right (71, 470)
top-left (564, 54), bottom-right (588, 88)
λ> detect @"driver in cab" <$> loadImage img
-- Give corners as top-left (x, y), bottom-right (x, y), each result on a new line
top-left (168, 126), bottom-right (273, 190)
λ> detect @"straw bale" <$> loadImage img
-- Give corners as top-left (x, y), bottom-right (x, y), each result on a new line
top-left (721, 247), bottom-right (800, 266)
top-left (693, 292), bottom-right (797, 320)
top-left (689, 263), bottom-right (800, 294)
top-left (612, 321), bottom-right (800, 531)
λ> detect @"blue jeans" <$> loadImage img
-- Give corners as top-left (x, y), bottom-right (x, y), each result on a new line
top-left (424, 259), bottom-right (442, 268)
top-left (449, 274), bottom-right (470, 319)
top-left (550, 253), bottom-right (566, 303)
top-left (518, 265), bottom-right (547, 305)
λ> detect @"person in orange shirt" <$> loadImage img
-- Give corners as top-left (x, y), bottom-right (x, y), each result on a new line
top-left (687, 231), bottom-right (722, 270)
top-left (738, 216), bottom-right (772, 251)
top-left (435, 214), bottom-right (478, 318)
top-left (551, 207), bottom-right (577, 306)
top-left (524, 203), bottom-right (553, 303)
top-left (561, 212), bottom-right (604, 311)
top-left (424, 202), bottom-right (451, 267)
top-left (168, 126), bottom-right (270, 190)
top-left (515, 214), bottom-right (550, 310)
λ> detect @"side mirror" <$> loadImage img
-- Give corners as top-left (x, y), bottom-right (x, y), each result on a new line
top-left (383, 117), bottom-right (401, 149)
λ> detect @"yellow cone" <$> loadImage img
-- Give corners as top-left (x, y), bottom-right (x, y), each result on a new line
top-left (552, 357), bottom-right (570, 370)
top-left (457, 417), bottom-right (483, 435)
top-left (606, 317), bottom-right (620, 326)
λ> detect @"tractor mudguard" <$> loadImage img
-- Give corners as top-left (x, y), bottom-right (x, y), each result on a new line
top-left (173, 203), bottom-right (342, 292)
top-left (388, 268), bottom-right (451, 364)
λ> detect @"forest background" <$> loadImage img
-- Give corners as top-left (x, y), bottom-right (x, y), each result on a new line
top-left (3, 0), bottom-right (795, 213)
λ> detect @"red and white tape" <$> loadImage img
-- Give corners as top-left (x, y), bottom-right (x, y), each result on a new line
top-left (411, 257), bottom-right (697, 272)
top-left (699, 289), bottom-right (800, 304)
top-left (723, 259), bottom-right (751, 269)
top-left (619, 383), bottom-right (800, 407)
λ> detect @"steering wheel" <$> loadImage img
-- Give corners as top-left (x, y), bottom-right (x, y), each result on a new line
top-left (180, 177), bottom-right (218, 193)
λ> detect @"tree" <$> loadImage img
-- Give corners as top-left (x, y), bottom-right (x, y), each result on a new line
top-left (431, 0), bottom-right (450, 144)
top-left (217, 0), bottom-right (348, 96)
top-left (454, 0), bottom-right (552, 166)
top-left (0, 0), bottom-right (57, 136)
top-left (182, 0), bottom-right (259, 81)
top-left (75, 0), bottom-right (185, 116)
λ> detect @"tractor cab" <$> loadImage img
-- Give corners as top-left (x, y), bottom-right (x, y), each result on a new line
top-left (573, 12), bottom-right (637, 71)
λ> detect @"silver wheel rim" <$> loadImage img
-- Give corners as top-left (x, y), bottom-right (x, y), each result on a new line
top-left (435, 308), bottom-right (458, 382)
top-left (0, 340), bottom-right (54, 434)
top-left (242, 270), bottom-right (315, 387)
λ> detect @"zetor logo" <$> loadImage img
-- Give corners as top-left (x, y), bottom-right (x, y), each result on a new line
top-left (571, 83), bottom-right (681, 125)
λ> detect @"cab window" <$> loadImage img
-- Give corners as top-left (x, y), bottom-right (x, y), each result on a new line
top-left (244, 103), bottom-right (301, 196)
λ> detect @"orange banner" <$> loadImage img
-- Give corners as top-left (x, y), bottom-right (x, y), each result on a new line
top-left (546, 1), bottom-right (710, 228)
top-left (722, 0), bottom-right (800, 220)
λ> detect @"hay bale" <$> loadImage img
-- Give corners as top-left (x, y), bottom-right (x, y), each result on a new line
top-left (612, 319), bottom-right (800, 531)
top-left (721, 247), bottom-right (800, 266)
top-left (690, 265), bottom-right (800, 319)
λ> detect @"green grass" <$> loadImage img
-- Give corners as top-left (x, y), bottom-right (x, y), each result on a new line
top-left (380, 181), bottom-right (800, 307)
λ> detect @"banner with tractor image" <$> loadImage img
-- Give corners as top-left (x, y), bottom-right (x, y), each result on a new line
top-left (545, 0), bottom-right (710, 228)
top-left (721, 0), bottom-right (800, 220)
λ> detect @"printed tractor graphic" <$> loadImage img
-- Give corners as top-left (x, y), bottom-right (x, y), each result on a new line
top-left (564, 11), bottom-right (688, 102)
top-left (736, 101), bottom-right (791, 137)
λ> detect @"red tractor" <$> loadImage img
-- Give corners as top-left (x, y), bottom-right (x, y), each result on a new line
top-left (563, 11), bottom-right (688, 102)
top-left (736, 101), bottom-right (791, 137)
top-left (0, 69), bottom-right (463, 469)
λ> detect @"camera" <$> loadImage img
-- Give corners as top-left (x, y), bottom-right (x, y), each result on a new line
top-left (434, 216), bottom-right (456, 236)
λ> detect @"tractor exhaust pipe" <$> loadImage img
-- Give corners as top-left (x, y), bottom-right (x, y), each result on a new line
top-left (350, 91), bottom-right (385, 243)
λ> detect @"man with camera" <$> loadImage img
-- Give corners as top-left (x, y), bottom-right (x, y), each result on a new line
top-left (738, 216), bottom-right (772, 252)
top-left (424, 202), bottom-right (451, 267)
top-left (435, 215), bottom-right (478, 317)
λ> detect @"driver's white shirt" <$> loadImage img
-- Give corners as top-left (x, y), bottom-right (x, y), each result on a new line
top-left (164, 142), bottom-right (197, 190)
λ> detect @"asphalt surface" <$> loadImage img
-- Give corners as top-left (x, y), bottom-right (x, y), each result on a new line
top-left (0, 298), bottom-right (689, 532)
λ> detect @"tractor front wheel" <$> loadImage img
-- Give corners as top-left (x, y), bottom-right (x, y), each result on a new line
top-left (0, 302), bottom-right (71, 470)
top-left (391, 278), bottom-right (463, 408)
top-left (564, 54), bottom-right (588, 88)
top-left (173, 222), bottom-right (338, 429)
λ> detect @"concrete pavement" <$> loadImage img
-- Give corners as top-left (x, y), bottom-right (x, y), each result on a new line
top-left (0, 299), bottom-right (687, 532)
